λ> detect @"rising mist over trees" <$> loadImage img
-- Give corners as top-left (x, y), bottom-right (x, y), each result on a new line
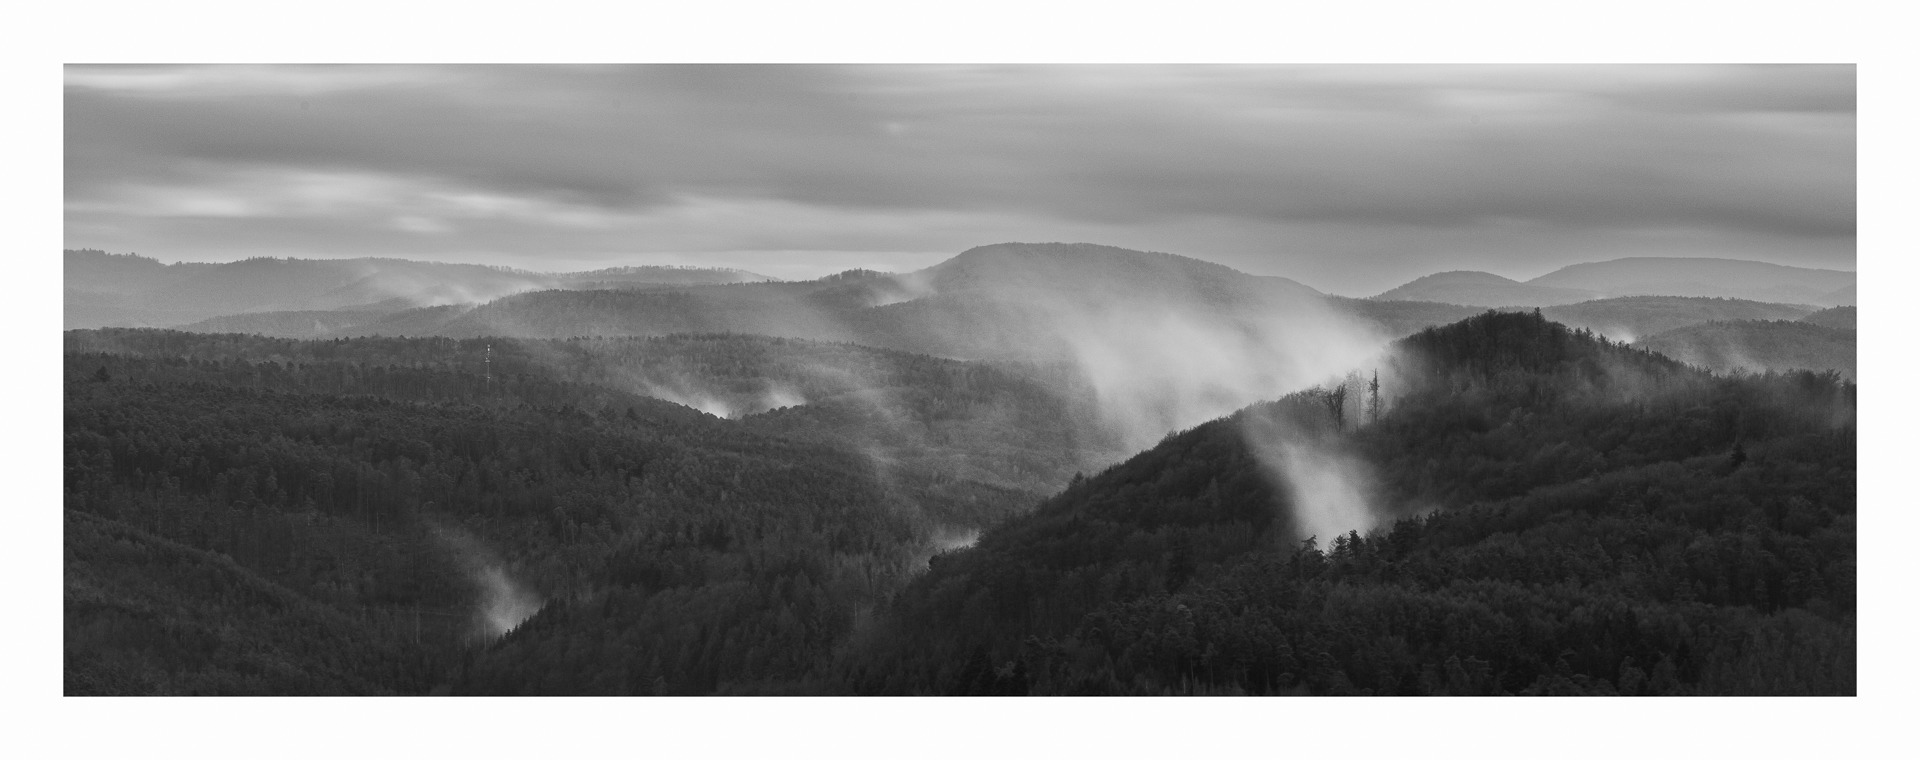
top-left (65, 306), bottom-right (1854, 695)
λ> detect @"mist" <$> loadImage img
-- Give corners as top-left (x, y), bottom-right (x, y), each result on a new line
top-left (894, 244), bottom-right (1399, 545)
top-left (912, 526), bottom-right (984, 572)
top-left (1055, 305), bottom-right (1388, 452)
top-left (819, 244), bottom-right (1411, 545)
top-left (431, 523), bottom-right (544, 640)
top-left (475, 566), bottom-right (543, 639)
top-left (635, 378), bottom-right (807, 419)
top-left (1246, 425), bottom-right (1380, 543)
top-left (399, 243), bottom-right (1414, 551)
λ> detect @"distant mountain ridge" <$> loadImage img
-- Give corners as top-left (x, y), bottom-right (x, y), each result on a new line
top-left (919, 242), bottom-right (1319, 301)
top-left (158, 242), bottom-right (1352, 345)
top-left (1530, 257), bottom-right (1853, 305)
top-left (63, 249), bottom-right (775, 329)
top-left (1372, 257), bottom-right (1855, 308)
top-left (1372, 270), bottom-right (1596, 307)
top-left (76, 246), bottom-right (1858, 378)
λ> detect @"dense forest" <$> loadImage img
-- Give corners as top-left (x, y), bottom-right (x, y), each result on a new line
top-left (63, 329), bottom-right (1122, 694)
top-left (64, 311), bottom-right (1854, 695)
top-left (829, 312), bottom-right (1854, 694)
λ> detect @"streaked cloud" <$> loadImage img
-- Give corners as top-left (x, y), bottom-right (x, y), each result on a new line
top-left (65, 64), bottom-right (1854, 294)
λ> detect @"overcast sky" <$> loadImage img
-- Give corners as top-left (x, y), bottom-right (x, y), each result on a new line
top-left (64, 64), bottom-right (1854, 295)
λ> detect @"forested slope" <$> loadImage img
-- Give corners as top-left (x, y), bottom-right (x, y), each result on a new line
top-left (832, 312), bottom-right (1855, 695)
top-left (63, 330), bottom-right (1114, 694)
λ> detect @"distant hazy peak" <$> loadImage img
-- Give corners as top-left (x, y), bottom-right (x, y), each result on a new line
top-left (563, 265), bottom-right (778, 282)
top-left (1370, 269), bottom-right (1594, 307)
top-left (914, 242), bottom-right (1324, 302)
top-left (1387, 270), bottom-right (1523, 288)
top-left (816, 269), bottom-right (892, 282)
top-left (939, 241), bottom-right (1251, 276)
top-left (64, 248), bottom-right (774, 281)
top-left (1534, 255), bottom-right (1852, 275)
top-left (1528, 257), bottom-right (1853, 286)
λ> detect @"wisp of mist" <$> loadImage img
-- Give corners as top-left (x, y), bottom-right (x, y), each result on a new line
top-left (431, 523), bottom-right (543, 640)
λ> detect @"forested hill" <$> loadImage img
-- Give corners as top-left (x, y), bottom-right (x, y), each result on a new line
top-left (63, 329), bottom-right (1121, 694)
top-left (831, 311), bottom-right (1854, 695)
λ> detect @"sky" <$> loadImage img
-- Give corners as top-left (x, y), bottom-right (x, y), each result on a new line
top-left (64, 64), bottom-right (1855, 296)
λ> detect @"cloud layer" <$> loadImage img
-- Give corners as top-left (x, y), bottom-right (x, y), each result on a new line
top-left (66, 64), bottom-right (1854, 293)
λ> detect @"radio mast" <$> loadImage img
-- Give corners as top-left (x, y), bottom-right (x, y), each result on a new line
top-left (485, 343), bottom-right (492, 390)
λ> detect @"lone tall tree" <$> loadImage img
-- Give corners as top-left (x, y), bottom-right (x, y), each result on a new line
top-left (1367, 370), bottom-right (1382, 424)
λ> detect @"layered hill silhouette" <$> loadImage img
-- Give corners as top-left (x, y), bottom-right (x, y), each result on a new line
top-left (1373, 270), bottom-right (1595, 307)
top-left (409, 243), bottom-right (1345, 349)
top-left (64, 249), bottom-right (772, 330)
top-left (150, 243), bottom-right (1465, 351)
top-left (91, 242), bottom-right (1869, 437)
top-left (1372, 257), bottom-right (1854, 308)
top-left (88, 245), bottom-right (1856, 365)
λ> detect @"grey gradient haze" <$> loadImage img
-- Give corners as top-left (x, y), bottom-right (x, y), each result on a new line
top-left (64, 64), bottom-right (1855, 295)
